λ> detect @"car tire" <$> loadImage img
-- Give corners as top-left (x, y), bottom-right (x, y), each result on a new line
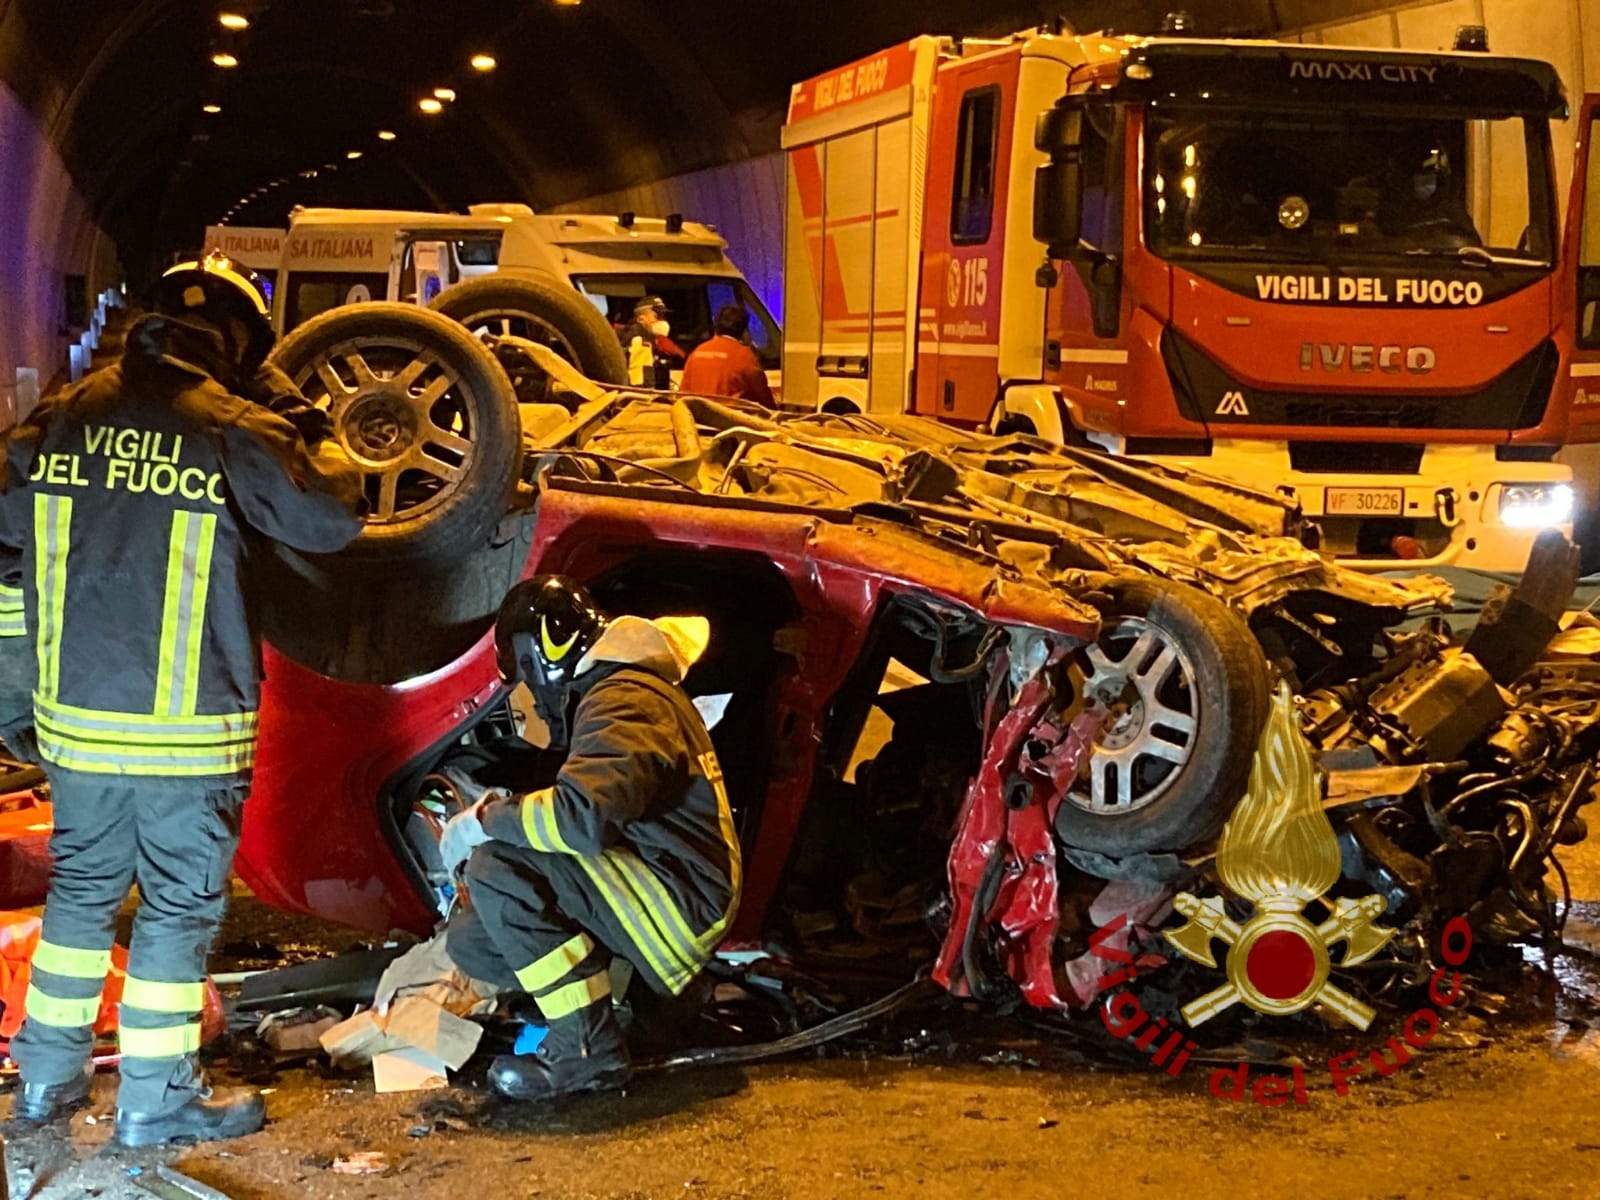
top-left (431, 274), bottom-right (628, 387)
top-left (269, 302), bottom-right (521, 569)
top-left (1054, 577), bottom-right (1269, 857)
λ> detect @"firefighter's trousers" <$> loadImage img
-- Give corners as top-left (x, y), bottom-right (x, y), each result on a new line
top-left (446, 840), bottom-right (715, 1019)
top-left (12, 770), bottom-right (246, 1114)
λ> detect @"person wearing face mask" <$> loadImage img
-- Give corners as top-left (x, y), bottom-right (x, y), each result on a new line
top-left (0, 253), bottom-right (363, 1145)
top-left (437, 576), bottom-right (740, 1103)
top-left (1379, 143), bottom-right (1478, 249)
top-left (618, 297), bottom-right (685, 388)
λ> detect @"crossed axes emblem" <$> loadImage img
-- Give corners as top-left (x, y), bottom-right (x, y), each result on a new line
top-left (1165, 892), bottom-right (1394, 1030)
top-left (1162, 682), bottom-right (1395, 1031)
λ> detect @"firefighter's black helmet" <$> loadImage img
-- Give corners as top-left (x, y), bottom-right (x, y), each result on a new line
top-left (154, 252), bottom-right (275, 374)
top-left (495, 575), bottom-right (608, 689)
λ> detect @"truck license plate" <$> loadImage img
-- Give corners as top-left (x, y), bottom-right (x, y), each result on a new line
top-left (1324, 487), bottom-right (1404, 516)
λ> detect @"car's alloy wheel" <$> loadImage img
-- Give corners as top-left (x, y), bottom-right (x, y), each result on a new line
top-left (1071, 615), bottom-right (1200, 816)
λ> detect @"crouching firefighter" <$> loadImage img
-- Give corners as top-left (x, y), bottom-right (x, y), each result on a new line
top-left (0, 255), bottom-right (363, 1144)
top-left (440, 576), bottom-right (741, 1102)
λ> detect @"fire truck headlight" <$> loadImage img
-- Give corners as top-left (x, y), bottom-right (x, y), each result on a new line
top-left (1499, 484), bottom-right (1574, 529)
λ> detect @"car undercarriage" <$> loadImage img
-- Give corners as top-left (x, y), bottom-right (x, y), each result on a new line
top-left (191, 304), bottom-right (1600, 1050)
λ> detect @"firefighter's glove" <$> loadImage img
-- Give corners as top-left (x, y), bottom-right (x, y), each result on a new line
top-left (245, 363), bottom-right (337, 446)
top-left (435, 764), bottom-right (509, 873)
top-left (280, 404), bottom-right (337, 447)
top-left (439, 802), bottom-right (493, 875)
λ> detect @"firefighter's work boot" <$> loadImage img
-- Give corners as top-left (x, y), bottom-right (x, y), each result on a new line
top-left (113, 1086), bottom-right (266, 1147)
top-left (11, 1065), bottom-right (93, 1126)
top-left (490, 1001), bottom-right (631, 1102)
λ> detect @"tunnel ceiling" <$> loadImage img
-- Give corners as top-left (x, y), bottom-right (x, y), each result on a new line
top-left (0, 0), bottom-right (1340, 277)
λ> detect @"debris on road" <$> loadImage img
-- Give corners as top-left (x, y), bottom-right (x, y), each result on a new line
top-left (256, 1006), bottom-right (340, 1054)
top-left (314, 935), bottom-right (491, 1089)
top-left (130, 1164), bottom-right (236, 1200)
top-left (236, 945), bottom-right (406, 1012)
top-left (319, 1009), bottom-right (402, 1067)
top-left (371, 934), bottom-right (497, 1016)
top-left (330, 1151), bottom-right (390, 1175)
top-left (372, 1046), bottom-right (451, 1093)
top-left (383, 995), bottom-right (482, 1070)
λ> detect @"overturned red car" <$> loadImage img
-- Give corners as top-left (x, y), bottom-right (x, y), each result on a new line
top-left (63, 298), bottom-right (1600, 1026)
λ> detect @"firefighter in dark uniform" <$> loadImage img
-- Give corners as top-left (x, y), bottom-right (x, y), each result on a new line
top-left (439, 577), bottom-right (741, 1101)
top-left (0, 255), bottom-right (363, 1144)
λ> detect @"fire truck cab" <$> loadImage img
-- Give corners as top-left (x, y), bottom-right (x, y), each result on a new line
top-left (782, 28), bottom-right (1600, 571)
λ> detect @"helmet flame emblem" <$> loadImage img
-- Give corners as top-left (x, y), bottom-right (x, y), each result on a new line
top-left (541, 615), bottom-right (580, 664)
top-left (1164, 681), bottom-right (1395, 1029)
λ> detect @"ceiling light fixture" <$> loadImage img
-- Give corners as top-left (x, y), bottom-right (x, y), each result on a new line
top-left (377, 130), bottom-right (397, 141)
top-left (433, 87), bottom-right (457, 102)
top-left (418, 97), bottom-right (444, 114)
top-left (218, 12), bottom-right (250, 31)
top-left (203, 104), bottom-right (222, 114)
top-left (211, 52), bottom-right (239, 68)
top-left (347, 150), bottom-right (364, 160)
top-left (470, 54), bottom-right (497, 72)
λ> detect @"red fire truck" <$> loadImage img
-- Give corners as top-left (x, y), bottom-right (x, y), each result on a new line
top-left (781, 27), bottom-right (1600, 570)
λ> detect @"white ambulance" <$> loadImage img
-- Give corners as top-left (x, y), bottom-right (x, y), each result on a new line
top-left (210, 204), bottom-right (780, 387)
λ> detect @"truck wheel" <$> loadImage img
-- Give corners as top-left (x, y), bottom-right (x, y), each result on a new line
top-left (431, 275), bottom-right (628, 390)
top-left (992, 413), bottom-right (1038, 437)
top-left (269, 303), bottom-right (521, 569)
top-left (1054, 578), bottom-right (1269, 857)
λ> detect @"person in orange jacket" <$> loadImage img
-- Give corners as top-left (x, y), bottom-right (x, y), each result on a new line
top-left (680, 306), bottom-right (775, 408)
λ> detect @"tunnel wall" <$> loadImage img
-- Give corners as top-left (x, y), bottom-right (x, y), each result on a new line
top-left (0, 81), bottom-right (121, 425)
top-left (552, 153), bottom-right (786, 323)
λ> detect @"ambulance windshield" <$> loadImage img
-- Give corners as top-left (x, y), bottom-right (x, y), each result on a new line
top-left (574, 274), bottom-right (781, 370)
top-left (1143, 108), bottom-right (1554, 267)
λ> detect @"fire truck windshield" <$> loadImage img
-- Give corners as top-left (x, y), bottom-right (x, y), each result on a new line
top-left (1143, 107), bottom-right (1555, 268)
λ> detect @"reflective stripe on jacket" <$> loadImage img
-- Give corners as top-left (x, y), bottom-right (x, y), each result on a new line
top-left (0, 317), bottom-right (363, 777)
top-left (481, 664), bottom-right (742, 991)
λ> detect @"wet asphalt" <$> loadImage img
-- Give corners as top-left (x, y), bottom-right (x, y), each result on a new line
top-left (3, 842), bottom-right (1600, 1198)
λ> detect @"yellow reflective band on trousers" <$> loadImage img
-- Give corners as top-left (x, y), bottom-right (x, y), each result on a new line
top-left (155, 511), bottom-right (218, 718)
top-left (515, 933), bottom-right (595, 995)
top-left (122, 977), bottom-right (206, 1014)
top-left (534, 971), bottom-right (611, 1020)
top-left (0, 582), bottom-right (25, 638)
top-left (24, 983), bottom-right (100, 1028)
top-left (32, 939), bottom-right (112, 980)
top-left (575, 852), bottom-right (704, 995)
top-left (119, 1022), bottom-right (202, 1059)
top-left (520, 788), bottom-right (576, 854)
top-left (32, 696), bottom-right (257, 777)
top-left (32, 494), bottom-right (72, 699)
